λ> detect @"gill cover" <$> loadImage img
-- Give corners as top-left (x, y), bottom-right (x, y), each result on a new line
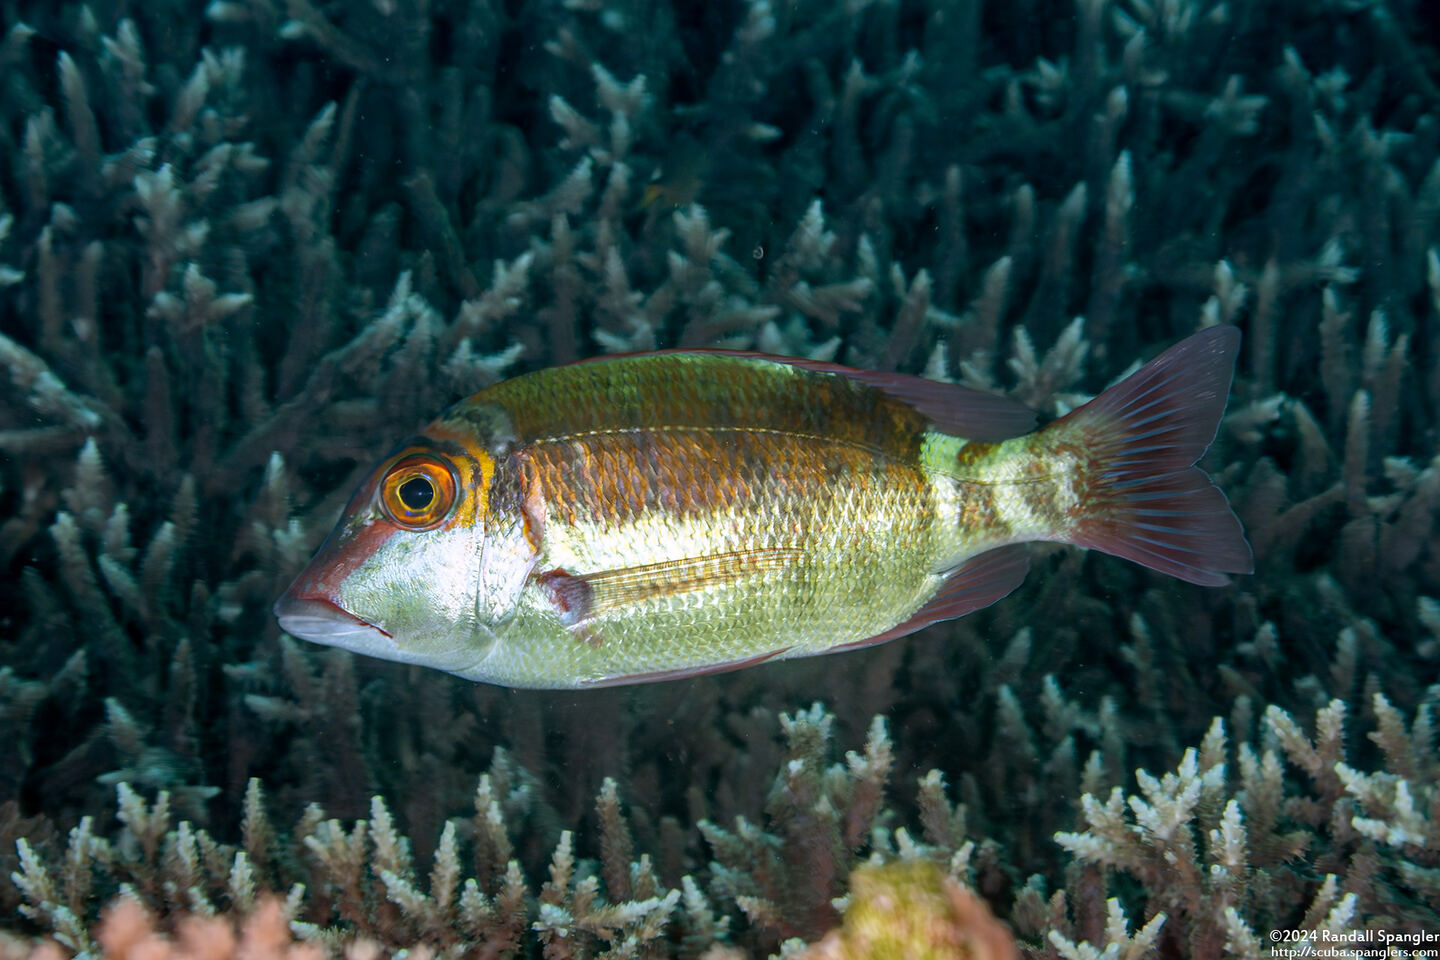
top-left (274, 418), bottom-right (524, 677)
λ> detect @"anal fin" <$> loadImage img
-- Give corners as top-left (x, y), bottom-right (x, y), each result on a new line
top-left (832, 545), bottom-right (1029, 651)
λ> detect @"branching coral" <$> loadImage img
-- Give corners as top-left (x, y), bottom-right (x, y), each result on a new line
top-left (1041, 695), bottom-right (1440, 958)
top-left (11, 696), bottom-right (1440, 957)
top-left (1, 709), bottom-right (930, 956)
top-left (1, 0), bottom-right (1438, 956)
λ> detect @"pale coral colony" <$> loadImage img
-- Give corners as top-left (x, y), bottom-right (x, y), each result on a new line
top-left (1, 0), bottom-right (1439, 958)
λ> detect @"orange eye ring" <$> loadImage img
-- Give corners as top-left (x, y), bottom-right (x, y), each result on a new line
top-left (379, 455), bottom-right (459, 530)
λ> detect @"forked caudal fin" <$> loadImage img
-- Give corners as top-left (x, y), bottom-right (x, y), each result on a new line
top-left (1057, 325), bottom-right (1254, 586)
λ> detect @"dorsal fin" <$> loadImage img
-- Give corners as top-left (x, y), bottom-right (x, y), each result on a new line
top-left (579, 349), bottom-right (1038, 442)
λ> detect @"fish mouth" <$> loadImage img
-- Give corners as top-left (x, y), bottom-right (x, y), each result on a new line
top-left (275, 590), bottom-right (494, 678)
top-left (274, 593), bottom-right (393, 645)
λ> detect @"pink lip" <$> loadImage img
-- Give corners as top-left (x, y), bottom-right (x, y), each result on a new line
top-left (274, 518), bottom-right (397, 643)
top-left (273, 591), bottom-right (393, 642)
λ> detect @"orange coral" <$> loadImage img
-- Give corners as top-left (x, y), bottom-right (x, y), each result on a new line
top-left (14, 898), bottom-right (407, 960)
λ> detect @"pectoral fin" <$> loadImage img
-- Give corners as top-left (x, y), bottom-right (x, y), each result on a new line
top-left (535, 547), bottom-right (804, 631)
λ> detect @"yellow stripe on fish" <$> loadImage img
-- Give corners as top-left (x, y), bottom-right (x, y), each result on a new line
top-left (275, 328), bottom-right (1253, 688)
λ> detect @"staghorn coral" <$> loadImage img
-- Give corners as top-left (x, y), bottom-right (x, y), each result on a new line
top-left (9, 696), bottom-right (1440, 957)
top-left (0, 0), bottom-right (1438, 957)
top-left (5, 709), bottom-right (900, 957)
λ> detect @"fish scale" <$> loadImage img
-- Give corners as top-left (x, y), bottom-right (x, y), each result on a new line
top-left (276, 329), bottom-right (1253, 688)
top-left (522, 420), bottom-right (943, 665)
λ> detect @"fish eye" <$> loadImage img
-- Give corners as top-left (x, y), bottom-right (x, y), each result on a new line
top-left (398, 476), bottom-right (433, 510)
top-left (379, 455), bottom-right (458, 530)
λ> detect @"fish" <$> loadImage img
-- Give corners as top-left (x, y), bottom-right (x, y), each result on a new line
top-left (274, 326), bottom-right (1253, 689)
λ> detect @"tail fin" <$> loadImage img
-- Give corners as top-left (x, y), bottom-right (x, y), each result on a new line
top-left (1058, 326), bottom-right (1253, 586)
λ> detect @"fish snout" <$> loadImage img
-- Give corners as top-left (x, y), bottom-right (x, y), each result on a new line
top-left (273, 587), bottom-right (393, 648)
